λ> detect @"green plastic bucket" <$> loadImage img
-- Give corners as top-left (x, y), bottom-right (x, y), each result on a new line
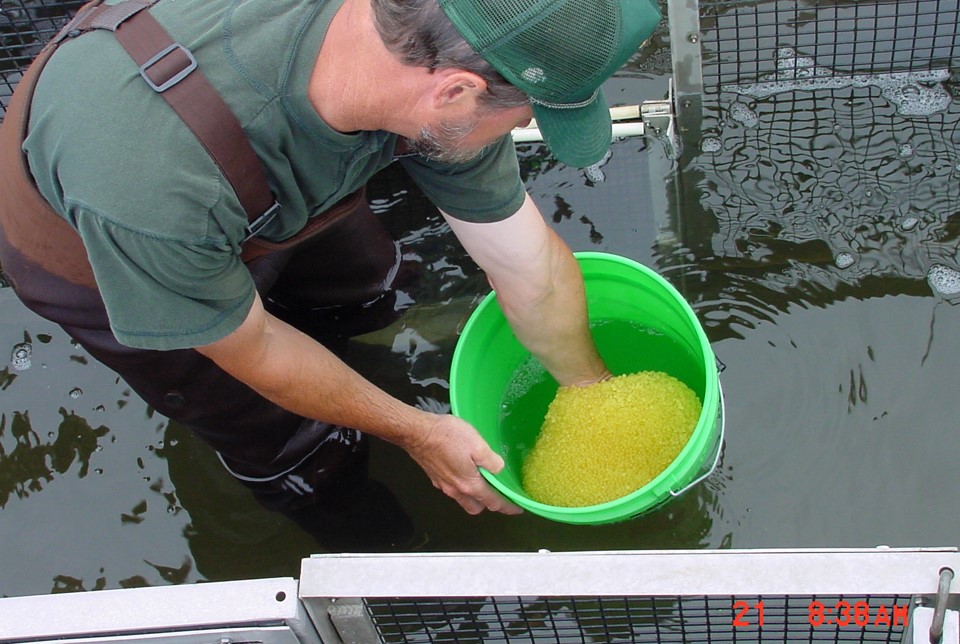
top-left (450, 251), bottom-right (723, 525)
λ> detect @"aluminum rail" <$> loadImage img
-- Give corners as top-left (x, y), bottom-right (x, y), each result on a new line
top-left (0, 577), bottom-right (321, 644)
top-left (301, 547), bottom-right (960, 598)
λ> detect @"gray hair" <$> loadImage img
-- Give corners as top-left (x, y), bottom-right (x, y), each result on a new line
top-left (370, 0), bottom-right (529, 110)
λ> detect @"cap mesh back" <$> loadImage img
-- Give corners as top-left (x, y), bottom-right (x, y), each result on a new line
top-left (450, 0), bottom-right (622, 103)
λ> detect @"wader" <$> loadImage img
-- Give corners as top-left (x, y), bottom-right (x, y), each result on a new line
top-left (0, 0), bottom-right (415, 550)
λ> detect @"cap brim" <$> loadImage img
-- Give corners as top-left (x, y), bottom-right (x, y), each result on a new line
top-left (531, 88), bottom-right (612, 168)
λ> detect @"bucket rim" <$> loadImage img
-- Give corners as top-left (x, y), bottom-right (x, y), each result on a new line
top-left (453, 251), bottom-right (720, 521)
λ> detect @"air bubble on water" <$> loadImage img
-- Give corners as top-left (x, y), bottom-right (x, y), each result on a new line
top-left (729, 102), bottom-right (759, 128)
top-left (701, 137), bottom-right (722, 153)
top-left (501, 357), bottom-right (548, 408)
top-left (583, 164), bottom-right (605, 183)
top-left (69, 387), bottom-right (83, 399)
top-left (901, 217), bottom-right (919, 231)
top-left (582, 149), bottom-right (612, 183)
top-left (900, 85), bottom-right (921, 100)
top-left (898, 143), bottom-right (914, 158)
top-left (722, 49), bottom-right (952, 117)
top-left (927, 264), bottom-right (960, 296)
top-left (11, 342), bottom-right (32, 371)
top-left (94, 468), bottom-right (104, 475)
top-left (835, 252), bottom-right (856, 269)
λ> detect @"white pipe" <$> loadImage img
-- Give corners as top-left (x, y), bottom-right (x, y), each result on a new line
top-left (512, 105), bottom-right (645, 143)
top-left (512, 120), bottom-right (646, 143)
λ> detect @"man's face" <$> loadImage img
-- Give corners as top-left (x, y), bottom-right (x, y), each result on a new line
top-left (407, 104), bottom-right (533, 164)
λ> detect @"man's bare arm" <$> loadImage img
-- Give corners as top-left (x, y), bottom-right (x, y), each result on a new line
top-left (443, 193), bottom-right (611, 387)
top-left (195, 292), bottom-right (521, 516)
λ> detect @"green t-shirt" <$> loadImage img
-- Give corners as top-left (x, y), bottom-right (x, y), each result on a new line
top-left (23, 0), bottom-right (525, 350)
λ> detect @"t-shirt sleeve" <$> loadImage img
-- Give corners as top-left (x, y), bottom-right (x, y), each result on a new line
top-left (74, 210), bottom-right (256, 351)
top-left (397, 134), bottom-right (526, 223)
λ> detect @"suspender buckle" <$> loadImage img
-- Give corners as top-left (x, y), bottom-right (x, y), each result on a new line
top-left (243, 201), bottom-right (281, 242)
top-left (139, 43), bottom-right (197, 92)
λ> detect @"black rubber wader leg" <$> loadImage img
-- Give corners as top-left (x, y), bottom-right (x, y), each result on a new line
top-left (262, 196), bottom-right (409, 341)
top-left (0, 199), bottom-right (417, 551)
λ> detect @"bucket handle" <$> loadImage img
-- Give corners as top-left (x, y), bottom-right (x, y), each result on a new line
top-left (669, 381), bottom-right (726, 498)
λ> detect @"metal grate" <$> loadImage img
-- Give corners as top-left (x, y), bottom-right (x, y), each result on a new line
top-left (300, 550), bottom-right (959, 644)
top-left (690, 83), bottom-right (960, 287)
top-left (365, 594), bottom-right (912, 643)
top-left (0, 0), bottom-right (84, 119)
top-left (699, 0), bottom-right (960, 87)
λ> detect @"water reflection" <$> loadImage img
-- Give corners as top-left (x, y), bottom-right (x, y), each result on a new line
top-left (160, 419), bottom-right (314, 582)
top-left (0, 407), bottom-right (109, 508)
top-left (671, 82), bottom-right (960, 343)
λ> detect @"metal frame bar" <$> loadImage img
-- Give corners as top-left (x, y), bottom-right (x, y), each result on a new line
top-left (0, 577), bottom-right (321, 644)
top-left (668, 0), bottom-right (704, 99)
top-left (300, 547), bottom-right (960, 599)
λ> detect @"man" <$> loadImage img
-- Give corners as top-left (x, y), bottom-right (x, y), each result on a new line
top-left (0, 0), bottom-right (660, 547)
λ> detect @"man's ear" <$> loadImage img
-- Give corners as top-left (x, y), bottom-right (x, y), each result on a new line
top-left (432, 70), bottom-right (487, 109)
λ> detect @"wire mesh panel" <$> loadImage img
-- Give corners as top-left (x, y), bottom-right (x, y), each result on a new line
top-left (301, 550), bottom-right (959, 644)
top-left (364, 594), bottom-right (912, 643)
top-left (0, 0), bottom-right (84, 119)
top-left (699, 0), bottom-right (960, 87)
top-left (676, 0), bottom-right (960, 288)
top-left (690, 83), bottom-right (960, 295)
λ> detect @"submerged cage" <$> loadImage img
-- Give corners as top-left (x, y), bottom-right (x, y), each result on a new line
top-left (701, 0), bottom-right (960, 88)
top-left (661, 0), bottom-right (960, 304)
top-left (671, 0), bottom-right (960, 110)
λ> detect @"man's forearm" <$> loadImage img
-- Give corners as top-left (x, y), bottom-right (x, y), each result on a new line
top-left (195, 293), bottom-right (522, 515)
top-left (444, 195), bottom-right (610, 387)
top-left (493, 234), bottom-right (610, 386)
top-left (196, 294), bottom-right (432, 449)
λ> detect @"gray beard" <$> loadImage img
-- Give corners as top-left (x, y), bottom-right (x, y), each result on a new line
top-left (404, 118), bottom-right (491, 165)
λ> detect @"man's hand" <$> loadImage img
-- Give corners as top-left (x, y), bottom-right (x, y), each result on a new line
top-left (404, 414), bottom-right (523, 515)
top-left (197, 291), bottom-right (521, 515)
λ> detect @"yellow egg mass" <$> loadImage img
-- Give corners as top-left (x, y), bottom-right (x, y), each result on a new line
top-left (521, 371), bottom-right (702, 507)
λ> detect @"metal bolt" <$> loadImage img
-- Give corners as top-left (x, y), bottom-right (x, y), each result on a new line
top-left (688, 32), bottom-right (699, 43)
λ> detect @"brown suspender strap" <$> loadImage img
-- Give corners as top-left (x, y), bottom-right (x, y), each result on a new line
top-left (1, 0), bottom-right (368, 290)
top-left (62, 0), bottom-right (280, 237)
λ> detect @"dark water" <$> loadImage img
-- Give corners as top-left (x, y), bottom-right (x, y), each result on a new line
top-left (2, 5), bottom-right (960, 599)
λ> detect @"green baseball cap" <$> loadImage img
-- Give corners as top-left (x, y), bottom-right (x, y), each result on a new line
top-left (438, 0), bottom-right (661, 168)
